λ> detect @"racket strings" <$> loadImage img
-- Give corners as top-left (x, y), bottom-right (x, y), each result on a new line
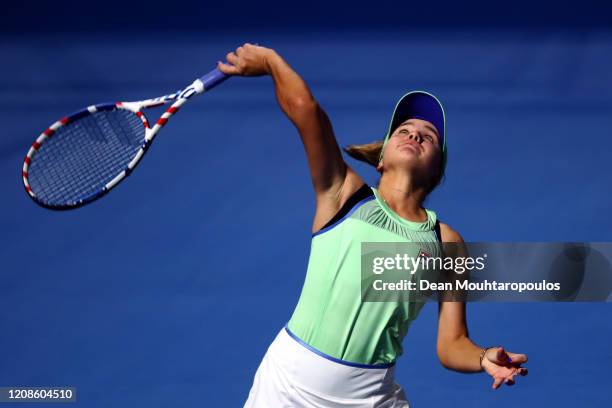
top-left (27, 109), bottom-right (145, 205)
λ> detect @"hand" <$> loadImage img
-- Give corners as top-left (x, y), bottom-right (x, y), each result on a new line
top-left (217, 43), bottom-right (275, 76)
top-left (481, 347), bottom-right (528, 390)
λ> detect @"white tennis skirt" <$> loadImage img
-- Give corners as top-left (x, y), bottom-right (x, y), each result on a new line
top-left (243, 327), bottom-right (409, 408)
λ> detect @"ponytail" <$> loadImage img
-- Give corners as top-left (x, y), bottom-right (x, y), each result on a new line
top-left (342, 141), bottom-right (384, 167)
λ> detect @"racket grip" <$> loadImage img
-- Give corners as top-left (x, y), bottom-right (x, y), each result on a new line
top-left (199, 68), bottom-right (229, 91)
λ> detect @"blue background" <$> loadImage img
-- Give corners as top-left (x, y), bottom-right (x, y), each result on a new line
top-left (1, 2), bottom-right (611, 407)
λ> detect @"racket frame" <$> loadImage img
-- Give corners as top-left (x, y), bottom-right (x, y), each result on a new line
top-left (23, 72), bottom-right (224, 210)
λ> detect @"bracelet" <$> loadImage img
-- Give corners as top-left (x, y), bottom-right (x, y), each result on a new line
top-left (479, 347), bottom-right (490, 369)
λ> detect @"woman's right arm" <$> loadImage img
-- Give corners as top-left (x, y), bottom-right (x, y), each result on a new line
top-left (218, 43), bottom-right (365, 231)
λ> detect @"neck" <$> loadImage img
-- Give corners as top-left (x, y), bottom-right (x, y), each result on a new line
top-left (377, 171), bottom-right (428, 222)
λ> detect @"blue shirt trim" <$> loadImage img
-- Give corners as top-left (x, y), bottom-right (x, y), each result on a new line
top-left (312, 195), bottom-right (375, 237)
top-left (284, 326), bottom-right (395, 369)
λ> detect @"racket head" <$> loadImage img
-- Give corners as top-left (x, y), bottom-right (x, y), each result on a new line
top-left (22, 103), bottom-right (152, 210)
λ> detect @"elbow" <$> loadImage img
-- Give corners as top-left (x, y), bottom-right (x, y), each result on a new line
top-left (437, 341), bottom-right (455, 370)
top-left (437, 348), bottom-right (452, 369)
top-left (286, 96), bottom-right (318, 119)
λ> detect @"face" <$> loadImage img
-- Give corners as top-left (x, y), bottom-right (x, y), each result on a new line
top-left (383, 119), bottom-right (442, 168)
top-left (379, 118), bottom-right (442, 178)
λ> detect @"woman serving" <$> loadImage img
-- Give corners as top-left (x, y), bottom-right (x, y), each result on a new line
top-left (218, 43), bottom-right (528, 408)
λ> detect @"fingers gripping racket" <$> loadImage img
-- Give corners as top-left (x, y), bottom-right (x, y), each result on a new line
top-left (22, 68), bottom-right (229, 210)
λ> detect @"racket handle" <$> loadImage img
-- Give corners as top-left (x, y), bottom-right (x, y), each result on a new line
top-left (199, 68), bottom-right (229, 91)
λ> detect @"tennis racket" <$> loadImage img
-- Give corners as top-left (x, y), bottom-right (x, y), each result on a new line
top-left (22, 67), bottom-right (229, 210)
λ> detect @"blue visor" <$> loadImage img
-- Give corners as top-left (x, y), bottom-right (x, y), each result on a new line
top-left (388, 91), bottom-right (445, 149)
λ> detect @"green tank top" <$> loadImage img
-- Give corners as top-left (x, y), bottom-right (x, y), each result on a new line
top-left (287, 185), bottom-right (442, 366)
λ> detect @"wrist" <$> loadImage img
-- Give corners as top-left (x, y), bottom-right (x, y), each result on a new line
top-left (263, 49), bottom-right (281, 75)
top-left (479, 347), bottom-right (490, 372)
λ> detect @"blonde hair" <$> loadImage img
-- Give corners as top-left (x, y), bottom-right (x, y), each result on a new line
top-left (343, 141), bottom-right (384, 167)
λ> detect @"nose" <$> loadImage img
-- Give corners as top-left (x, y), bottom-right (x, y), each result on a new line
top-left (408, 132), bottom-right (423, 144)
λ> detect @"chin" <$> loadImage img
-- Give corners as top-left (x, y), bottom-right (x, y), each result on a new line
top-left (396, 150), bottom-right (420, 162)
top-left (390, 158), bottom-right (421, 172)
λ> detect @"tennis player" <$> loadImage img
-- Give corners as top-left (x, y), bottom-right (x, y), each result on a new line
top-left (218, 43), bottom-right (528, 407)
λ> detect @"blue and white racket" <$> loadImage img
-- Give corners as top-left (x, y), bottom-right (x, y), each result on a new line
top-left (22, 68), bottom-right (229, 210)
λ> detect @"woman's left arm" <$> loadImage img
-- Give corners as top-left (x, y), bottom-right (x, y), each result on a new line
top-left (437, 223), bottom-right (529, 389)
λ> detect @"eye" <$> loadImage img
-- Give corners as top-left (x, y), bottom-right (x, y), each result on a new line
top-left (393, 129), bottom-right (409, 138)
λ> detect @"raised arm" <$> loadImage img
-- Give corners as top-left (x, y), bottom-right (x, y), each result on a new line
top-left (217, 43), bottom-right (364, 231)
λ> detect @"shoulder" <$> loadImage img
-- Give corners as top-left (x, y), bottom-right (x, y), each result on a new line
top-left (438, 222), bottom-right (464, 244)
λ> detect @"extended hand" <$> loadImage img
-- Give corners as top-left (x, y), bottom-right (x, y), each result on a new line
top-left (218, 43), bottom-right (275, 76)
top-left (481, 347), bottom-right (528, 390)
